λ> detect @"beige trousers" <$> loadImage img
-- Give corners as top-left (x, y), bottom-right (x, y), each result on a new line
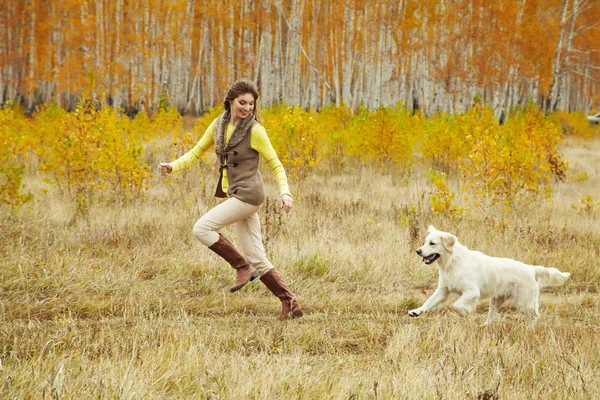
top-left (193, 197), bottom-right (274, 276)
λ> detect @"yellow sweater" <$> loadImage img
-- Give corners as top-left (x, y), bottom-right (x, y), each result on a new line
top-left (169, 119), bottom-right (291, 197)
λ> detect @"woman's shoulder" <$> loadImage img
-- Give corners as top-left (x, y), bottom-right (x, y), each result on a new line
top-left (251, 122), bottom-right (267, 135)
top-left (201, 118), bottom-right (217, 135)
top-left (208, 113), bottom-right (226, 128)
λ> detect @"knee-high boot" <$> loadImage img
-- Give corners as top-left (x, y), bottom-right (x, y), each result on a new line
top-left (260, 268), bottom-right (304, 320)
top-left (208, 233), bottom-right (259, 292)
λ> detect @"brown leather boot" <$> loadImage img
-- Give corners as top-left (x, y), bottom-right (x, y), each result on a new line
top-left (208, 233), bottom-right (259, 292)
top-left (260, 268), bottom-right (303, 320)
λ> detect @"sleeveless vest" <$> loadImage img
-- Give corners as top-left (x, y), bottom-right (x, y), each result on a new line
top-left (213, 113), bottom-right (266, 206)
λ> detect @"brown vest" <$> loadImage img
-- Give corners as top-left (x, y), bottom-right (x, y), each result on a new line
top-left (214, 122), bottom-right (266, 206)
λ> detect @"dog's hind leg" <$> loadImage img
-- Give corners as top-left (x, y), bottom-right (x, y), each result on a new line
top-left (483, 296), bottom-right (507, 326)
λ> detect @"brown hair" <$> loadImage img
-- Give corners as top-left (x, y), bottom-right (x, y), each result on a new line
top-left (223, 79), bottom-right (260, 120)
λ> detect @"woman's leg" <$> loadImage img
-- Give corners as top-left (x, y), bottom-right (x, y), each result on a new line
top-left (234, 212), bottom-right (274, 276)
top-left (193, 197), bottom-right (260, 246)
top-left (193, 198), bottom-right (261, 292)
top-left (235, 213), bottom-right (303, 319)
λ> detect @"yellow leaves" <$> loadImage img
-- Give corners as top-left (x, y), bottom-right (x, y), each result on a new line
top-left (0, 103), bottom-right (34, 207)
top-left (0, 99), bottom-right (579, 220)
top-left (426, 169), bottom-right (465, 219)
top-left (569, 170), bottom-right (589, 182)
top-left (420, 103), bottom-right (569, 215)
top-left (347, 105), bottom-right (417, 171)
top-left (256, 103), bottom-right (570, 220)
top-left (263, 105), bottom-right (321, 183)
top-left (572, 195), bottom-right (600, 215)
top-left (551, 111), bottom-right (599, 140)
top-left (31, 99), bottom-right (152, 214)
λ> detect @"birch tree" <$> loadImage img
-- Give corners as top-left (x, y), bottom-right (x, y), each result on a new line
top-left (546, 0), bottom-right (571, 113)
top-left (1, 0), bottom-right (599, 115)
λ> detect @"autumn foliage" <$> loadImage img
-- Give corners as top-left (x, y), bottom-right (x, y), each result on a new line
top-left (0, 103), bottom-right (33, 207)
top-left (2, 0), bottom-right (599, 114)
top-left (3, 101), bottom-right (597, 218)
top-left (33, 102), bottom-right (144, 215)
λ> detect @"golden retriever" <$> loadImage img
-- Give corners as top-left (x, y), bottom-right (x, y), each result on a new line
top-left (408, 226), bottom-right (570, 328)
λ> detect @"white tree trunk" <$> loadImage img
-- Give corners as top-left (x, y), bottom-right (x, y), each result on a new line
top-left (27, 0), bottom-right (36, 109)
top-left (556, 0), bottom-right (580, 111)
top-left (341, 4), bottom-right (354, 107)
top-left (546, 0), bottom-right (570, 112)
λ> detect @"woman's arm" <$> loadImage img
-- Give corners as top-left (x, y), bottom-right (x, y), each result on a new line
top-left (250, 124), bottom-right (294, 213)
top-left (160, 120), bottom-right (216, 175)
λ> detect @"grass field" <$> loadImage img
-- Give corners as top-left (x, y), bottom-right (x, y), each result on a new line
top-left (2, 137), bottom-right (600, 399)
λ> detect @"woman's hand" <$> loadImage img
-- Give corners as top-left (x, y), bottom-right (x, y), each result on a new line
top-left (280, 194), bottom-right (294, 214)
top-left (159, 163), bottom-right (173, 176)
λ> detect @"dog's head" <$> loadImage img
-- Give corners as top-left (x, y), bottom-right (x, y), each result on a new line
top-left (416, 225), bottom-right (457, 265)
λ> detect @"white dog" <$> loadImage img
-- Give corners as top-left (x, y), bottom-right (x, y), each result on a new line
top-left (408, 226), bottom-right (570, 328)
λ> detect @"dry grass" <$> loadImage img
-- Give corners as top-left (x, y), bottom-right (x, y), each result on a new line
top-left (2, 137), bottom-right (600, 399)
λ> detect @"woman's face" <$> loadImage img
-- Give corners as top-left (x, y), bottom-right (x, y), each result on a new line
top-left (230, 93), bottom-right (255, 121)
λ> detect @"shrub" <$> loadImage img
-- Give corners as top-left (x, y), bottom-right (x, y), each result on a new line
top-left (36, 99), bottom-right (150, 214)
top-left (0, 103), bottom-right (34, 206)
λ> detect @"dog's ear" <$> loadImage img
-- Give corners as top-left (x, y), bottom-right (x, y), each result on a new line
top-left (441, 233), bottom-right (456, 252)
top-left (427, 225), bottom-right (437, 234)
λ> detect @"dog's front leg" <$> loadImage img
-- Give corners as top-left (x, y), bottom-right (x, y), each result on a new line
top-left (452, 290), bottom-right (480, 316)
top-left (408, 286), bottom-right (449, 317)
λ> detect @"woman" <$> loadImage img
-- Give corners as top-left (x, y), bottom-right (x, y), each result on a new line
top-left (159, 80), bottom-right (303, 320)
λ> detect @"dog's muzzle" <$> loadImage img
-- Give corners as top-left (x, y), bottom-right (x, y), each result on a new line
top-left (422, 253), bottom-right (440, 264)
top-left (416, 249), bottom-right (440, 265)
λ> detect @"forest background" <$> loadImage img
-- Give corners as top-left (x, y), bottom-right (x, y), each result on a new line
top-left (2, 0), bottom-right (600, 398)
top-left (2, 0), bottom-right (600, 117)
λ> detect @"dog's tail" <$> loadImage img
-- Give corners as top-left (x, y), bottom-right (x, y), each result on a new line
top-left (534, 266), bottom-right (571, 287)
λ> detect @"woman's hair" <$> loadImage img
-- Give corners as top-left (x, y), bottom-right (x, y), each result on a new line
top-left (223, 79), bottom-right (260, 120)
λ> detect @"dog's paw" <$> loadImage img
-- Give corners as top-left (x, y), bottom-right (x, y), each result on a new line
top-left (408, 309), bottom-right (422, 317)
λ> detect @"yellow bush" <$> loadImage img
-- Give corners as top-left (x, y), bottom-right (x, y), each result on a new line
top-left (317, 105), bottom-right (355, 174)
top-left (263, 104), bottom-right (321, 183)
top-left (0, 98), bottom-right (584, 216)
top-left (572, 195), bottom-right (600, 215)
top-left (36, 99), bottom-right (150, 214)
top-left (419, 113), bottom-right (467, 175)
top-left (551, 111), bottom-right (598, 139)
top-left (0, 103), bottom-right (34, 206)
top-left (347, 105), bottom-right (417, 171)
top-left (456, 104), bottom-right (567, 212)
top-left (426, 169), bottom-right (465, 218)
top-left (152, 104), bottom-right (183, 139)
